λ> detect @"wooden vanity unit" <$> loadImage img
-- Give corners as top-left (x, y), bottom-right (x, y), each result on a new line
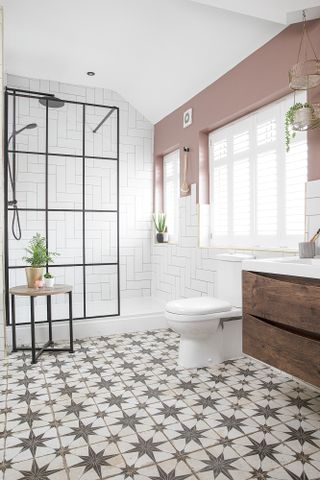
top-left (242, 270), bottom-right (320, 387)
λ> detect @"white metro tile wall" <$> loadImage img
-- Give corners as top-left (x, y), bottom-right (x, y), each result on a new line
top-left (152, 185), bottom-right (217, 302)
top-left (306, 179), bottom-right (320, 255)
top-left (151, 184), bottom-right (297, 304)
top-left (6, 74), bottom-right (153, 323)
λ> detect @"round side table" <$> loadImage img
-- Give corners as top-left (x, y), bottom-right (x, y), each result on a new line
top-left (9, 284), bottom-right (74, 364)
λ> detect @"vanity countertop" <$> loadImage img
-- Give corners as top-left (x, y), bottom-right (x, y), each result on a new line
top-left (242, 256), bottom-right (320, 279)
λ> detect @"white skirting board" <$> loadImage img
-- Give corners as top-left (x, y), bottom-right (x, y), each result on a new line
top-left (6, 312), bottom-right (168, 348)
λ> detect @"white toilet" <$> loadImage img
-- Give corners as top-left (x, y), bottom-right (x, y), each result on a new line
top-left (165, 253), bottom-right (254, 368)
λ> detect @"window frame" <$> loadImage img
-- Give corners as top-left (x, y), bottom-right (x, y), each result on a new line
top-left (209, 92), bottom-right (307, 251)
top-left (163, 149), bottom-right (180, 243)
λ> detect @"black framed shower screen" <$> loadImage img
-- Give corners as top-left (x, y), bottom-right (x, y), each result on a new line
top-left (4, 87), bottom-right (120, 325)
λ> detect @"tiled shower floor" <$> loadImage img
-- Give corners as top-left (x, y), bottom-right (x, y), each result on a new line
top-left (0, 329), bottom-right (320, 480)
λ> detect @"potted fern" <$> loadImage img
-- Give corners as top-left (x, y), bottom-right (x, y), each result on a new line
top-left (23, 233), bottom-right (59, 288)
top-left (153, 213), bottom-right (168, 243)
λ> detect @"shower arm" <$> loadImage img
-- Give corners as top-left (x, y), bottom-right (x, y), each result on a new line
top-left (93, 107), bottom-right (116, 133)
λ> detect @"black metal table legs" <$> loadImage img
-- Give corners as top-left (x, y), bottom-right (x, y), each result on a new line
top-left (69, 291), bottom-right (74, 353)
top-left (30, 296), bottom-right (36, 363)
top-left (11, 293), bottom-right (74, 364)
top-left (11, 294), bottom-right (16, 352)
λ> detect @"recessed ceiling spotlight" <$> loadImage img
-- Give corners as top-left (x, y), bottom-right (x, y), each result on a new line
top-left (87, 71), bottom-right (95, 76)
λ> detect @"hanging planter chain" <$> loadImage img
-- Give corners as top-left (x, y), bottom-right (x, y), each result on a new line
top-left (289, 10), bottom-right (320, 90)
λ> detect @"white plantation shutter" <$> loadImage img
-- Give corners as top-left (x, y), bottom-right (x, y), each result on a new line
top-left (209, 92), bottom-right (307, 249)
top-left (163, 149), bottom-right (180, 242)
top-left (213, 164), bottom-right (228, 236)
top-left (233, 158), bottom-right (250, 236)
top-left (256, 150), bottom-right (278, 236)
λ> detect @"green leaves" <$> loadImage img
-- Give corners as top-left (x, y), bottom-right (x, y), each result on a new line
top-left (22, 233), bottom-right (59, 268)
top-left (44, 272), bottom-right (54, 279)
top-left (152, 213), bottom-right (167, 233)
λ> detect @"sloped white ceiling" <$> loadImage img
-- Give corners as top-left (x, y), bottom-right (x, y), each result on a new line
top-left (1, 0), bottom-right (303, 123)
top-left (188, 0), bottom-right (320, 25)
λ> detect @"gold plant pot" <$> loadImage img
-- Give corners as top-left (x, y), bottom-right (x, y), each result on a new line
top-left (25, 267), bottom-right (44, 288)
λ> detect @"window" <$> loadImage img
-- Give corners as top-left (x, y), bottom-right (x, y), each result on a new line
top-left (209, 92), bottom-right (307, 249)
top-left (163, 149), bottom-right (180, 242)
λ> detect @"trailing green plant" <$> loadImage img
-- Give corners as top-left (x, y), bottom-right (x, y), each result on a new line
top-left (44, 272), bottom-right (54, 279)
top-left (285, 102), bottom-right (313, 152)
top-left (23, 233), bottom-right (59, 268)
top-left (152, 213), bottom-right (167, 233)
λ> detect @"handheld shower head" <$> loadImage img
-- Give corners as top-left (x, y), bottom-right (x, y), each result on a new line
top-left (7, 121), bottom-right (38, 240)
top-left (8, 122), bottom-right (38, 144)
top-left (14, 122), bottom-right (38, 136)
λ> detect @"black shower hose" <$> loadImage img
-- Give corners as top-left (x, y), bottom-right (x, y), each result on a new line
top-left (7, 151), bottom-right (22, 240)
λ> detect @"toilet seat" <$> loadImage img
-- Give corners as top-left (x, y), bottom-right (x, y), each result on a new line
top-left (165, 296), bottom-right (232, 317)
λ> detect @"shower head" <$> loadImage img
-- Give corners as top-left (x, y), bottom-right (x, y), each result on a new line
top-left (20, 122), bottom-right (37, 131)
top-left (8, 123), bottom-right (38, 143)
top-left (15, 123), bottom-right (38, 135)
top-left (39, 95), bottom-right (65, 109)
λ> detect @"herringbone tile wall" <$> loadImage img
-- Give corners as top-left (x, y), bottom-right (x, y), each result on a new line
top-left (4, 74), bottom-right (153, 327)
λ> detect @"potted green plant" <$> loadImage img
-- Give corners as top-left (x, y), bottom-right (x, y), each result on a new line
top-left (23, 233), bottom-right (59, 288)
top-left (153, 213), bottom-right (168, 243)
top-left (43, 272), bottom-right (55, 288)
top-left (285, 102), bottom-right (314, 151)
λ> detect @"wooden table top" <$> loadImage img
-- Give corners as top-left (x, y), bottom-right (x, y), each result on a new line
top-left (9, 284), bottom-right (73, 297)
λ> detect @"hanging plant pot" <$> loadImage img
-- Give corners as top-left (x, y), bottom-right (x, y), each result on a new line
top-left (292, 106), bottom-right (316, 131)
top-left (289, 59), bottom-right (320, 90)
top-left (285, 102), bottom-right (320, 151)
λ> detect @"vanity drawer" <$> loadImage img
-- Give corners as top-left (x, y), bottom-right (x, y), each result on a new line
top-left (243, 271), bottom-right (320, 335)
top-left (243, 314), bottom-right (320, 387)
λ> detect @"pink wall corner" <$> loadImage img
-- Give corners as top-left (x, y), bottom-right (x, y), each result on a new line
top-left (154, 19), bottom-right (320, 206)
top-left (308, 86), bottom-right (320, 181)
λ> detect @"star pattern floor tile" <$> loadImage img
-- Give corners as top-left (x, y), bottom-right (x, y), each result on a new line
top-left (0, 328), bottom-right (320, 479)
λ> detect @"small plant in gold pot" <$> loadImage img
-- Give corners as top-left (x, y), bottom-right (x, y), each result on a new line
top-left (23, 233), bottom-right (59, 288)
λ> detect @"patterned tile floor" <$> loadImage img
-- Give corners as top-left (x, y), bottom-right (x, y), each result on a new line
top-left (0, 328), bottom-right (320, 480)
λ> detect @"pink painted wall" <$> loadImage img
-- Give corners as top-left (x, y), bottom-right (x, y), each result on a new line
top-left (154, 20), bottom-right (320, 208)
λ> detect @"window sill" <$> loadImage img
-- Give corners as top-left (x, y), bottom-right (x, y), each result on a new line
top-left (153, 241), bottom-right (178, 246)
top-left (199, 242), bottom-right (298, 254)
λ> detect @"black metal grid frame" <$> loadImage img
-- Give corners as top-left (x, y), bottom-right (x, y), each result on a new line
top-left (4, 87), bottom-right (120, 326)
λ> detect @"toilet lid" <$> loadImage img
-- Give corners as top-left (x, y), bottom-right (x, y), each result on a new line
top-left (165, 296), bottom-right (232, 316)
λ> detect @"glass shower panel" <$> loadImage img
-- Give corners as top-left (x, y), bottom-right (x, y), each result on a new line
top-left (85, 265), bottom-right (118, 317)
top-left (85, 158), bottom-right (117, 211)
top-left (50, 266), bottom-right (84, 320)
top-left (48, 211), bottom-right (83, 266)
top-left (8, 210), bottom-right (46, 267)
top-left (48, 101), bottom-right (83, 156)
top-left (5, 89), bottom-right (120, 325)
top-left (48, 155), bottom-right (83, 209)
top-left (7, 94), bottom-right (46, 153)
top-left (7, 153), bottom-right (45, 209)
top-left (85, 212), bottom-right (117, 264)
top-left (85, 105), bottom-right (117, 158)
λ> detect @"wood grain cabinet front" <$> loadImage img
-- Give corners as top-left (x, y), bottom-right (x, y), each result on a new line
top-left (242, 271), bottom-right (320, 387)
